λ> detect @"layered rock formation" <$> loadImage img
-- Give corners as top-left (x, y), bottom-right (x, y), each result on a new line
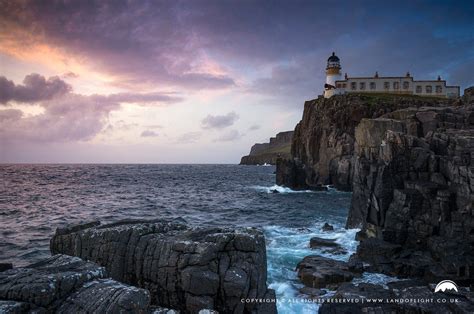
top-left (277, 94), bottom-right (453, 190)
top-left (348, 101), bottom-right (474, 283)
top-left (240, 131), bottom-right (293, 165)
top-left (0, 254), bottom-right (150, 313)
top-left (281, 90), bottom-right (474, 290)
top-left (50, 219), bottom-right (276, 314)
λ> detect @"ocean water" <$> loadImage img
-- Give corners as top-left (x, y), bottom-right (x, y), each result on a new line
top-left (1, 164), bottom-right (368, 312)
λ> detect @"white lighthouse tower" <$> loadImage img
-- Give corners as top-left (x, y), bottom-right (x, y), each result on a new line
top-left (324, 52), bottom-right (342, 98)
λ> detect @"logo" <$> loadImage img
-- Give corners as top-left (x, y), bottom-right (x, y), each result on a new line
top-left (434, 280), bottom-right (458, 293)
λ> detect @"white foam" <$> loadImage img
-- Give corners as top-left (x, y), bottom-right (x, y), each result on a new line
top-left (264, 223), bottom-right (360, 313)
top-left (250, 185), bottom-right (314, 194)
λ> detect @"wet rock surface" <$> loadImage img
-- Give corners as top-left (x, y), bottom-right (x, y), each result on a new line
top-left (0, 254), bottom-right (150, 313)
top-left (50, 219), bottom-right (276, 313)
top-left (296, 255), bottom-right (362, 289)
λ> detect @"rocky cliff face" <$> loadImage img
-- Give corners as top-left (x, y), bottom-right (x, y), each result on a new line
top-left (280, 90), bottom-right (474, 286)
top-left (276, 94), bottom-right (454, 190)
top-left (348, 99), bottom-right (474, 283)
top-left (240, 131), bottom-right (293, 165)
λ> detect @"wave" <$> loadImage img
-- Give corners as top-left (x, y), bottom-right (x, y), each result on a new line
top-left (250, 185), bottom-right (314, 194)
top-left (264, 223), bottom-right (360, 313)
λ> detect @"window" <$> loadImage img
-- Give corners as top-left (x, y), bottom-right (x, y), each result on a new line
top-left (384, 82), bottom-right (390, 89)
top-left (403, 81), bottom-right (410, 90)
top-left (416, 85), bottom-right (422, 93)
top-left (351, 82), bottom-right (357, 90)
top-left (393, 82), bottom-right (399, 90)
top-left (342, 83), bottom-right (346, 88)
top-left (337, 83), bottom-right (342, 88)
top-left (426, 85), bottom-right (432, 93)
top-left (360, 82), bottom-right (366, 90)
top-left (436, 85), bottom-right (442, 93)
top-left (370, 82), bottom-right (376, 90)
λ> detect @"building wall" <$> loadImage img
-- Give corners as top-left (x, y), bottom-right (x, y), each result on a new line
top-left (333, 76), bottom-right (459, 98)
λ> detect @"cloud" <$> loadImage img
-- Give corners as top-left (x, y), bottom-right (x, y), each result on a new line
top-left (176, 132), bottom-right (202, 144)
top-left (213, 129), bottom-right (242, 142)
top-left (103, 92), bottom-right (183, 104)
top-left (248, 124), bottom-right (260, 131)
top-left (0, 74), bottom-right (72, 104)
top-left (140, 130), bottom-right (159, 137)
top-left (0, 109), bottom-right (23, 121)
top-left (0, 73), bottom-right (184, 142)
top-left (201, 111), bottom-right (239, 129)
top-left (62, 72), bottom-right (79, 79)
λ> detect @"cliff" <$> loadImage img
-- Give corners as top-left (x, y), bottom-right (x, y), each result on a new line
top-left (348, 95), bottom-right (474, 283)
top-left (277, 94), bottom-right (455, 190)
top-left (240, 131), bottom-right (293, 165)
top-left (277, 90), bottom-right (474, 285)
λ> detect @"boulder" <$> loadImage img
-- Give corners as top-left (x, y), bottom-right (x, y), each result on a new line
top-left (309, 237), bottom-right (347, 255)
top-left (50, 219), bottom-right (276, 314)
top-left (0, 254), bottom-right (150, 313)
top-left (321, 223), bottom-right (334, 231)
top-left (296, 255), bottom-right (361, 289)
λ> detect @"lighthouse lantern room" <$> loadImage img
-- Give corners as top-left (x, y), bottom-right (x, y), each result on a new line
top-left (324, 52), bottom-right (343, 98)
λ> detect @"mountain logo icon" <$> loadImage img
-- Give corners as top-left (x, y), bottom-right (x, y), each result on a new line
top-left (434, 280), bottom-right (458, 293)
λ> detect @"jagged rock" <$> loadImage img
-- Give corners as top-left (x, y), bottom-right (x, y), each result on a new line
top-left (296, 255), bottom-right (361, 289)
top-left (0, 254), bottom-right (150, 313)
top-left (50, 219), bottom-right (276, 314)
top-left (309, 237), bottom-right (340, 248)
top-left (276, 94), bottom-right (453, 191)
top-left (321, 223), bottom-right (334, 231)
top-left (309, 237), bottom-right (347, 255)
top-left (348, 103), bottom-right (474, 282)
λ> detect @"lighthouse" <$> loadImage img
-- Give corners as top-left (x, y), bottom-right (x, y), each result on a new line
top-left (324, 52), bottom-right (342, 98)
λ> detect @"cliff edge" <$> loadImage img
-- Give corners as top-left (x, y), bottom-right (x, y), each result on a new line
top-left (240, 131), bottom-right (293, 165)
top-left (278, 89), bottom-right (474, 285)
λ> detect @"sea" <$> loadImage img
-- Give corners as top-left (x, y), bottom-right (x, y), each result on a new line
top-left (0, 164), bottom-right (398, 313)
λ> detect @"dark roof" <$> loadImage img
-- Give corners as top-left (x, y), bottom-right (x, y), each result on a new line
top-left (327, 52), bottom-right (340, 62)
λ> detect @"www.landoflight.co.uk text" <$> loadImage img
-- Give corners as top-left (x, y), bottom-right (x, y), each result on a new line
top-left (240, 298), bottom-right (461, 304)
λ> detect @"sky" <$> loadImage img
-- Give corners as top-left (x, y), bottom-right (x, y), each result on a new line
top-left (1, 0), bottom-right (473, 163)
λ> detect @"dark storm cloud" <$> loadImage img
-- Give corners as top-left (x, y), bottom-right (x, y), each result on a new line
top-left (0, 74), bottom-right (71, 104)
top-left (201, 112), bottom-right (239, 129)
top-left (1, 0), bottom-right (473, 97)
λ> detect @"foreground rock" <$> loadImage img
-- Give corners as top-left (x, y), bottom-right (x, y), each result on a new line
top-left (0, 254), bottom-right (150, 313)
top-left (51, 219), bottom-right (277, 313)
top-left (319, 282), bottom-right (474, 313)
top-left (296, 255), bottom-right (362, 289)
top-left (240, 131), bottom-right (293, 165)
top-left (348, 100), bottom-right (474, 282)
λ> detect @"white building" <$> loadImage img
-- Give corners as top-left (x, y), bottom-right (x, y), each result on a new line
top-left (323, 52), bottom-right (460, 99)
